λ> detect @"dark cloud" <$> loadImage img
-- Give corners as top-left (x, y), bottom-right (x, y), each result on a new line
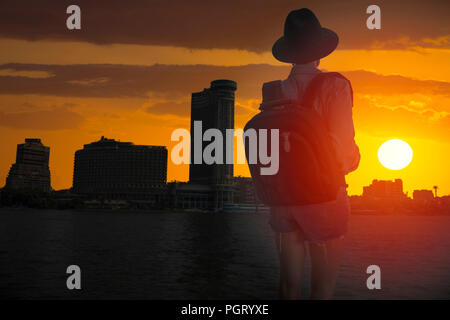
top-left (0, 0), bottom-right (448, 52)
top-left (0, 108), bottom-right (84, 130)
top-left (1, 63), bottom-right (449, 104)
top-left (0, 63), bottom-right (291, 99)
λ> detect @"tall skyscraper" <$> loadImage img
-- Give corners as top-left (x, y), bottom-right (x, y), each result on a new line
top-left (189, 79), bottom-right (237, 185)
top-left (73, 137), bottom-right (167, 201)
top-left (5, 138), bottom-right (51, 192)
top-left (185, 80), bottom-right (237, 211)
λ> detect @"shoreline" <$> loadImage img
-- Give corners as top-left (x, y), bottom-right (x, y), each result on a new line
top-left (0, 206), bottom-right (449, 216)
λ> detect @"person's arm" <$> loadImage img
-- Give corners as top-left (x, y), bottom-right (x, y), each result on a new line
top-left (323, 76), bottom-right (360, 175)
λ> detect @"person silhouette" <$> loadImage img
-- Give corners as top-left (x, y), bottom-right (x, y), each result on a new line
top-left (245, 8), bottom-right (360, 299)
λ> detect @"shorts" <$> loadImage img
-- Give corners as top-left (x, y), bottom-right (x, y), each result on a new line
top-left (269, 187), bottom-right (350, 242)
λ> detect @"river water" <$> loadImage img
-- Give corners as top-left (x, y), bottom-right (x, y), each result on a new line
top-left (0, 208), bottom-right (449, 299)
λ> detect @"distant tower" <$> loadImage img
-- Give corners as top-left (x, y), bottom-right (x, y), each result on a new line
top-left (433, 185), bottom-right (438, 197)
top-left (189, 80), bottom-right (237, 211)
top-left (189, 80), bottom-right (237, 185)
top-left (5, 139), bottom-right (51, 192)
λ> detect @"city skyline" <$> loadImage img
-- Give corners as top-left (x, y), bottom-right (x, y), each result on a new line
top-left (1, 1), bottom-right (449, 303)
top-left (0, 1), bottom-right (449, 196)
top-left (1, 136), bottom-right (447, 198)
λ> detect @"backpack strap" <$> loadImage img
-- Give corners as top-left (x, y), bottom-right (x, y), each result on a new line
top-left (296, 72), bottom-right (353, 109)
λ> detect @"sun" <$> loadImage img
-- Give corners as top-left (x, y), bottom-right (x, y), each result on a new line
top-left (378, 139), bottom-right (413, 170)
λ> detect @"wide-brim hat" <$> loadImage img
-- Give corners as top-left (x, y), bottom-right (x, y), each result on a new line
top-left (272, 8), bottom-right (339, 64)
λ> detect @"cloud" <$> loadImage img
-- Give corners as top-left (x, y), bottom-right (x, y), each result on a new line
top-left (0, 0), bottom-right (448, 52)
top-left (1, 63), bottom-right (450, 140)
top-left (422, 35), bottom-right (450, 47)
top-left (343, 70), bottom-right (450, 97)
top-left (0, 63), bottom-right (291, 99)
top-left (369, 36), bottom-right (450, 51)
top-left (0, 108), bottom-right (84, 130)
top-left (0, 68), bottom-right (53, 78)
top-left (1, 63), bottom-right (449, 102)
top-left (354, 94), bottom-right (450, 142)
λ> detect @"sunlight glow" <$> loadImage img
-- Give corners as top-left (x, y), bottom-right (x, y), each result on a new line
top-left (378, 139), bottom-right (413, 170)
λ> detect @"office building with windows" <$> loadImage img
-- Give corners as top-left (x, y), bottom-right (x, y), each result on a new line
top-left (188, 80), bottom-right (237, 210)
top-left (5, 138), bottom-right (51, 192)
top-left (73, 137), bottom-right (167, 202)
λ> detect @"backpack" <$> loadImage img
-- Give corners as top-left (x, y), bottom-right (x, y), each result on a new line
top-left (244, 72), bottom-right (349, 206)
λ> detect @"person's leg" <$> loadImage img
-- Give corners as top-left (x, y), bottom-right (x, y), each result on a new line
top-left (275, 231), bottom-right (306, 299)
top-left (309, 236), bottom-right (345, 299)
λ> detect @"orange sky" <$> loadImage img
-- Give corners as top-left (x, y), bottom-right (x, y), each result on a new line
top-left (1, 1), bottom-right (449, 196)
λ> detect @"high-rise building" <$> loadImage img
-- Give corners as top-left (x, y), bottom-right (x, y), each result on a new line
top-left (5, 138), bottom-right (51, 192)
top-left (73, 137), bottom-right (167, 201)
top-left (188, 80), bottom-right (237, 211)
top-left (189, 79), bottom-right (237, 185)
